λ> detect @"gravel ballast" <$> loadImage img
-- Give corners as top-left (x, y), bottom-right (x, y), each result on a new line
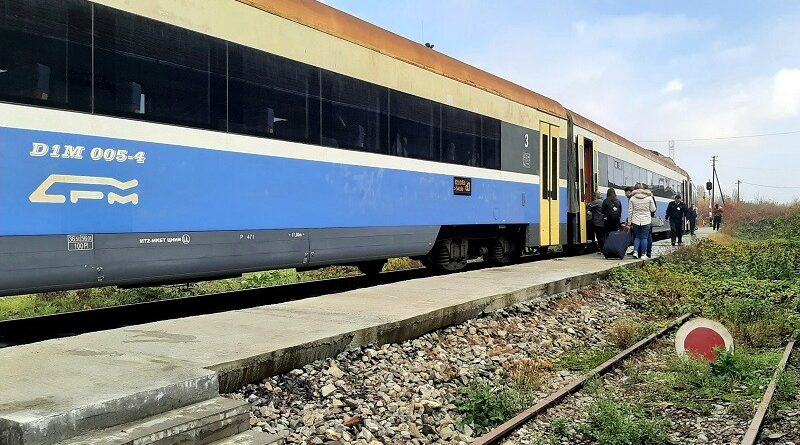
top-left (227, 285), bottom-right (637, 444)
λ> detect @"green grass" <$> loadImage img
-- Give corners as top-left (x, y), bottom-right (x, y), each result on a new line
top-left (607, 236), bottom-right (800, 347)
top-left (636, 349), bottom-right (781, 416)
top-left (554, 345), bottom-right (618, 372)
top-left (0, 257), bottom-right (422, 321)
top-left (543, 383), bottom-right (669, 445)
top-left (579, 396), bottom-right (669, 445)
top-left (456, 379), bottom-right (540, 434)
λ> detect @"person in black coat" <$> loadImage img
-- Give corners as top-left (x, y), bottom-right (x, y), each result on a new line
top-left (587, 191), bottom-right (605, 249)
top-left (602, 188), bottom-right (622, 239)
top-left (665, 194), bottom-right (689, 245)
top-left (688, 205), bottom-right (698, 236)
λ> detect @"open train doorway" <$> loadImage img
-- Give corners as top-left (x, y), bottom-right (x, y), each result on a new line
top-left (584, 139), bottom-right (595, 205)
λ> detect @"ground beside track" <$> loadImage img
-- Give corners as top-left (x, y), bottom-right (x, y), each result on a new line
top-left (229, 285), bottom-right (648, 444)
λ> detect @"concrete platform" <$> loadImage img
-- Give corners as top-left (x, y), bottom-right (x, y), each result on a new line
top-left (0, 229), bottom-right (709, 444)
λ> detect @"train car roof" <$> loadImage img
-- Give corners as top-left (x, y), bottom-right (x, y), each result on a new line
top-left (237, 0), bottom-right (567, 119)
top-left (568, 110), bottom-right (690, 178)
top-left (237, 0), bottom-right (688, 180)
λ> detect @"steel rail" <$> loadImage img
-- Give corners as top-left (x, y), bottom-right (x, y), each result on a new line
top-left (740, 338), bottom-right (796, 445)
top-left (472, 313), bottom-right (692, 445)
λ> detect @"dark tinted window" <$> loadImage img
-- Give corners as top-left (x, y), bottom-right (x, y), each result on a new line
top-left (442, 105), bottom-right (480, 166)
top-left (228, 44), bottom-right (320, 144)
top-left (481, 117), bottom-right (501, 169)
top-left (389, 90), bottom-right (438, 161)
top-left (0, 0), bottom-right (91, 111)
top-left (321, 70), bottom-right (386, 153)
top-left (94, 5), bottom-right (226, 129)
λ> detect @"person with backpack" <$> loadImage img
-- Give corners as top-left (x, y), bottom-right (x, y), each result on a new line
top-left (587, 191), bottom-right (605, 250)
top-left (666, 194), bottom-right (689, 245)
top-left (627, 183), bottom-right (657, 259)
top-left (602, 188), bottom-right (622, 238)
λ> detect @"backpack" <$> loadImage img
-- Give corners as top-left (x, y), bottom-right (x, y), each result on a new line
top-left (606, 199), bottom-right (622, 220)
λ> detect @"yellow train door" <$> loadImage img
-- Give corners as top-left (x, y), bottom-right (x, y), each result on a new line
top-left (539, 122), bottom-right (560, 246)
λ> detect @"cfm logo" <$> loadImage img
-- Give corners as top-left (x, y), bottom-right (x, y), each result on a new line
top-left (29, 174), bottom-right (139, 205)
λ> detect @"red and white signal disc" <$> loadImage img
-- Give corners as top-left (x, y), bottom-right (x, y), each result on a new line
top-left (675, 318), bottom-right (734, 361)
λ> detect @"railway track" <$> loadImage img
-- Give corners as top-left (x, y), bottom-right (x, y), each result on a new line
top-left (0, 248), bottom-right (580, 348)
top-left (472, 313), bottom-right (692, 445)
top-left (471, 316), bottom-right (797, 445)
top-left (741, 338), bottom-right (796, 445)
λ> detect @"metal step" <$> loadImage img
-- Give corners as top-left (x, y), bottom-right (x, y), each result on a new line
top-left (55, 397), bottom-right (249, 445)
top-left (208, 430), bottom-right (284, 445)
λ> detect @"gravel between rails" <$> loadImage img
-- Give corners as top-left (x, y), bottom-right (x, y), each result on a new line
top-left (226, 285), bottom-right (641, 444)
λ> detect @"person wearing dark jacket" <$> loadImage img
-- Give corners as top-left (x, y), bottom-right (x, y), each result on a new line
top-left (666, 194), bottom-right (689, 245)
top-left (688, 205), bottom-right (698, 236)
top-left (602, 188), bottom-right (622, 238)
top-left (712, 205), bottom-right (724, 231)
top-left (588, 192), bottom-right (605, 249)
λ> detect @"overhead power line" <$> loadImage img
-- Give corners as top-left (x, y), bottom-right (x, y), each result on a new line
top-left (634, 129), bottom-right (800, 143)
top-left (740, 181), bottom-right (800, 190)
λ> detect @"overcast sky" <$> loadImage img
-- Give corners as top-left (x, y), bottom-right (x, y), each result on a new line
top-left (325, 0), bottom-right (800, 203)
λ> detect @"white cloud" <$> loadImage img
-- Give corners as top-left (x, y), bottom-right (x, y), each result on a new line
top-left (661, 79), bottom-right (684, 94)
top-left (771, 68), bottom-right (800, 117)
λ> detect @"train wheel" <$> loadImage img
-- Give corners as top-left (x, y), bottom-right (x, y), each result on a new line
top-left (485, 237), bottom-right (520, 266)
top-left (430, 240), bottom-right (466, 272)
top-left (356, 259), bottom-right (386, 276)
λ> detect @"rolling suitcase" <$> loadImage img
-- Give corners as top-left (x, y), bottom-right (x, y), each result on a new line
top-left (603, 230), bottom-right (630, 259)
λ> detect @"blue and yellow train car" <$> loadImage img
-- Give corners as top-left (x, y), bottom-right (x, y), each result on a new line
top-left (0, 0), bottom-right (691, 296)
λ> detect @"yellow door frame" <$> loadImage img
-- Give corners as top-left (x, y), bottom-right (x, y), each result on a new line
top-left (539, 122), bottom-right (560, 246)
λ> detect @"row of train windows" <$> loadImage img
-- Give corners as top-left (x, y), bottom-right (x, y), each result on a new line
top-left (0, 0), bottom-right (501, 169)
top-left (597, 153), bottom-right (682, 199)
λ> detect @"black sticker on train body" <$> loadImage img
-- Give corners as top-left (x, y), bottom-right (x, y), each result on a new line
top-left (453, 177), bottom-right (472, 196)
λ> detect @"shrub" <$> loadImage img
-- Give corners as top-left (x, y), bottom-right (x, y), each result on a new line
top-left (456, 379), bottom-right (538, 434)
top-left (579, 396), bottom-right (669, 445)
top-left (608, 320), bottom-right (641, 349)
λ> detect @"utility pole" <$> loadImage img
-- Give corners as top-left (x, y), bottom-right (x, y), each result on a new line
top-left (711, 156), bottom-right (717, 208)
top-left (736, 180), bottom-right (742, 203)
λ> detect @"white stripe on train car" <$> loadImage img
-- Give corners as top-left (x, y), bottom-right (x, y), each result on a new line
top-left (0, 102), bottom-right (540, 185)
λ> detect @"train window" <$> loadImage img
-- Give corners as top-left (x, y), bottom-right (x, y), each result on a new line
top-left (94, 5), bottom-right (227, 130)
top-left (0, 0), bottom-right (91, 111)
top-left (597, 153), bottom-right (608, 187)
top-left (639, 167), bottom-right (648, 185)
top-left (481, 117), bottom-right (501, 169)
top-left (321, 70), bottom-right (386, 153)
top-left (623, 162), bottom-right (634, 186)
top-left (609, 158), bottom-right (623, 189)
top-left (442, 105), bottom-right (481, 167)
top-left (228, 43), bottom-right (320, 143)
top-left (541, 133), bottom-right (549, 198)
top-left (646, 170), bottom-right (654, 187)
top-left (653, 175), bottom-right (666, 197)
top-left (389, 90), bottom-right (437, 161)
